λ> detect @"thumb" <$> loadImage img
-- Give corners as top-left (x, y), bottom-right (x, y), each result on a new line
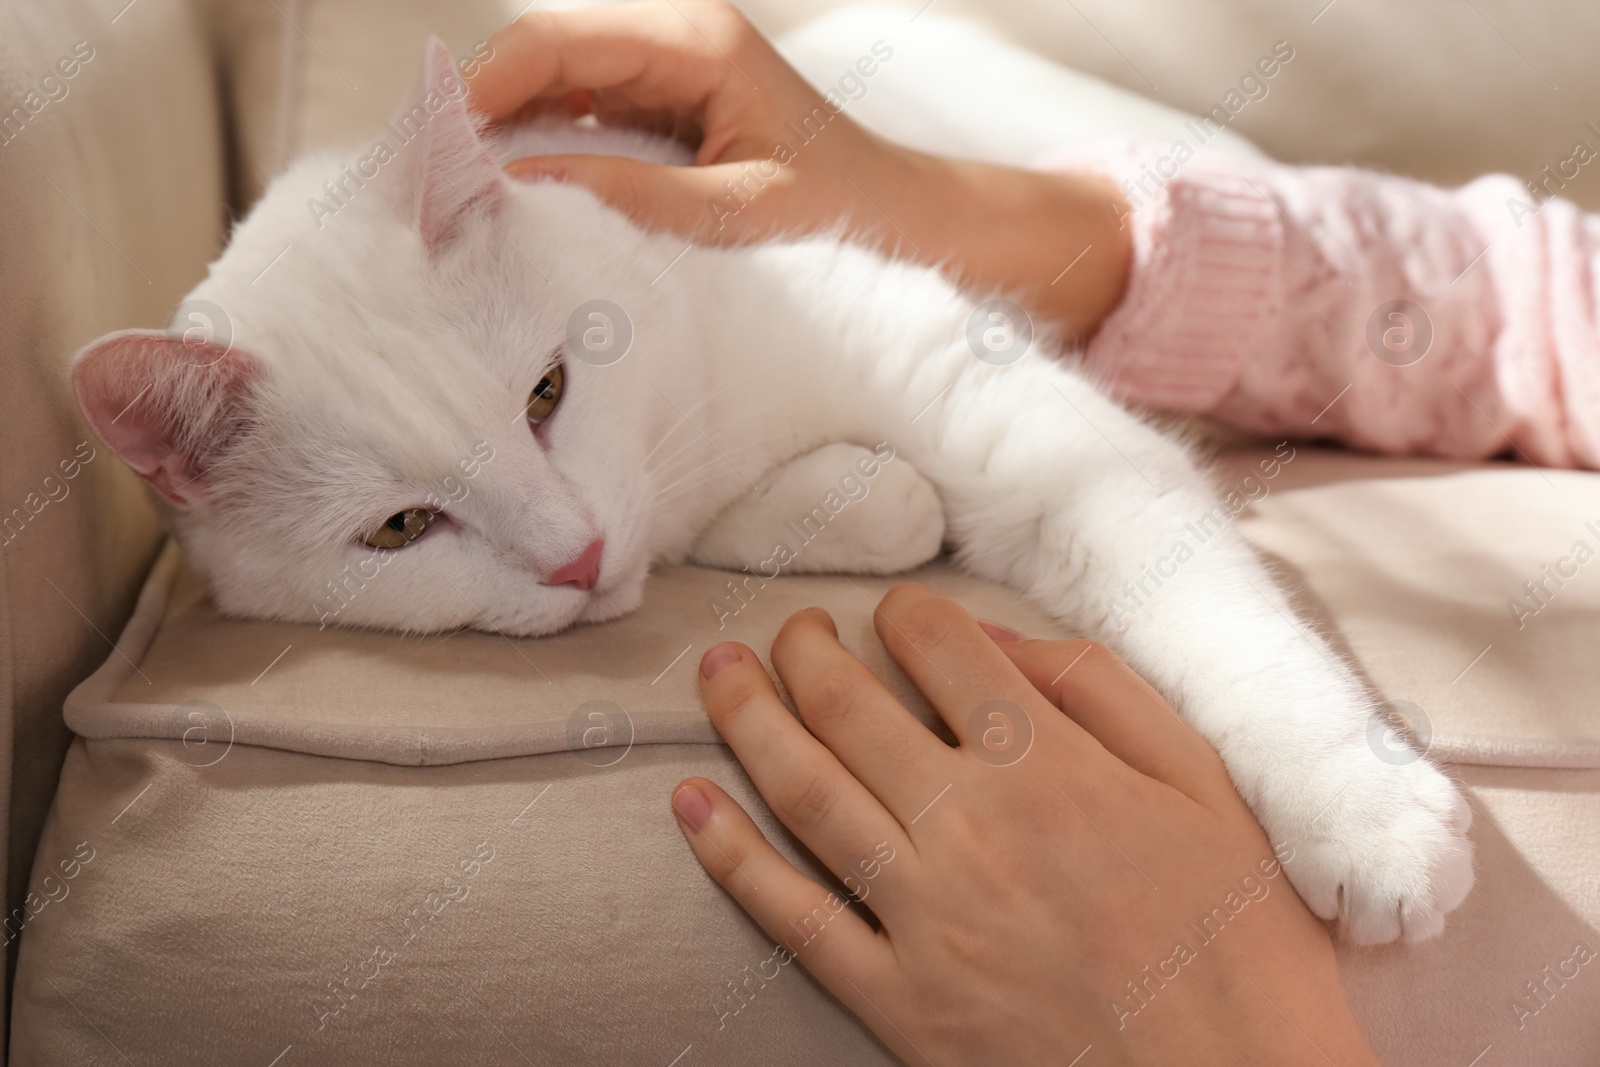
top-left (504, 153), bottom-right (767, 244)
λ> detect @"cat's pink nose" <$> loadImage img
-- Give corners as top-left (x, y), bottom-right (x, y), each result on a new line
top-left (545, 538), bottom-right (604, 591)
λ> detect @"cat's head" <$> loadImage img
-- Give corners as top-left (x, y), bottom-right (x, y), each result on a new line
top-left (72, 40), bottom-right (676, 636)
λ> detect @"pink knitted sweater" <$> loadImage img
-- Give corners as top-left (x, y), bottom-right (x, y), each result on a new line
top-left (1061, 140), bottom-right (1600, 470)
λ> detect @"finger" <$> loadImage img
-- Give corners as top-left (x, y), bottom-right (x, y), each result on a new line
top-left (467, 4), bottom-right (760, 128)
top-left (871, 583), bottom-right (1098, 762)
top-left (769, 608), bottom-right (962, 826)
top-left (586, 92), bottom-right (705, 146)
top-left (987, 632), bottom-right (1240, 809)
top-left (698, 642), bottom-right (916, 885)
top-left (506, 154), bottom-right (778, 243)
top-left (672, 777), bottom-right (892, 992)
top-left (498, 89), bottom-right (596, 127)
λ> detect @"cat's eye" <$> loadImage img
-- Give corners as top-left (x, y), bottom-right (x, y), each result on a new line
top-left (363, 507), bottom-right (434, 550)
top-left (525, 361), bottom-right (566, 427)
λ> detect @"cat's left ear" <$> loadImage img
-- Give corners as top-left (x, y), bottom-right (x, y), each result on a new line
top-left (385, 37), bottom-right (503, 253)
top-left (72, 329), bottom-right (262, 508)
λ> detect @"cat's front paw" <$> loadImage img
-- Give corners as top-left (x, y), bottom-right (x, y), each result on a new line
top-left (690, 443), bottom-right (944, 575)
top-left (1270, 739), bottom-right (1474, 945)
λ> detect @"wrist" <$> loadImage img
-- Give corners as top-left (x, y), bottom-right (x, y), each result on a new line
top-left (882, 148), bottom-right (1133, 341)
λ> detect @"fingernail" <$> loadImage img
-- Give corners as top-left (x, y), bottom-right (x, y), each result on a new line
top-left (701, 643), bottom-right (741, 679)
top-left (979, 619), bottom-right (1024, 642)
top-left (673, 783), bottom-right (713, 832)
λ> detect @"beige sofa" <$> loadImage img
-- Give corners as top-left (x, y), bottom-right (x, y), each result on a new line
top-left (2, 0), bottom-right (1598, 1063)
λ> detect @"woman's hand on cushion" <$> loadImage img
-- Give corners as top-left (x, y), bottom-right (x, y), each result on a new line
top-left (672, 583), bottom-right (1382, 1066)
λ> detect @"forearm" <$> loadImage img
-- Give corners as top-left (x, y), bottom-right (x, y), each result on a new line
top-left (850, 143), bottom-right (1134, 342)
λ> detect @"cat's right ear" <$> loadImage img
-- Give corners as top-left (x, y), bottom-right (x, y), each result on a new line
top-left (72, 329), bottom-right (262, 508)
top-left (384, 38), bottom-right (504, 255)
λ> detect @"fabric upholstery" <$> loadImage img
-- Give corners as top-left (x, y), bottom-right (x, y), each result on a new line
top-left (12, 448), bottom-right (1600, 1063)
top-left (0, 0), bottom-right (227, 1046)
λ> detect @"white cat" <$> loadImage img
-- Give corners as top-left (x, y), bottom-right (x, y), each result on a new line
top-left (72, 38), bottom-right (1471, 945)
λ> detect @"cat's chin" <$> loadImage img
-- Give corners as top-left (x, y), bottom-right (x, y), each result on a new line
top-left (575, 579), bottom-right (647, 626)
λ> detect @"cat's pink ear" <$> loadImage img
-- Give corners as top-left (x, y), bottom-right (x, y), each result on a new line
top-left (72, 329), bottom-right (262, 508)
top-left (385, 37), bottom-right (503, 253)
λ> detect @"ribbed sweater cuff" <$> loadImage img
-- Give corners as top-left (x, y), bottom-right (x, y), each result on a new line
top-left (1036, 139), bottom-right (1283, 412)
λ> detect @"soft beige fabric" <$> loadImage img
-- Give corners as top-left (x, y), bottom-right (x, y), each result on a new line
top-left (68, 547), bottom-right (1070, 765)
top-left (13, 447), bottom-right (1600, 1063)
top-left (13, 743), bottom-right (1600, 1067)
top-left (250, 0), bottom-right (1600, 209)
top-left (0, 0), bottom-right (225, 1049)
top-left (1220, 451), bottom-right (1600, 767)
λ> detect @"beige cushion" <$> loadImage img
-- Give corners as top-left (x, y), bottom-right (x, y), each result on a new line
top-left (13, 447), bottom-right (1600, 1063)
top-left (59, 449), bottom-right (1600, 770)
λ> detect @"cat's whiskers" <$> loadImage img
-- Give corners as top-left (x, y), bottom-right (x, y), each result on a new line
top-left (646, 426), bottom-right (798, 502)
top-left (646, 401), bottom-right (792, 466)
top-left (648, 458), bottom-right (753, 507)
top-left (646, 440), bottom-right (796, 514)
top-left (644, 441), bottom-right (781, 501)
top-left (640, 374), bottom-right (769, 467)
top-left (644, 428), bottom-right (774, 482)
top-left (649, 468), bottom-right (739, 513)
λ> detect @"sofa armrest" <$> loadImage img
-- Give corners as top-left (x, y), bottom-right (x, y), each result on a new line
top-left (0, 0), bottom-right (230, 1047)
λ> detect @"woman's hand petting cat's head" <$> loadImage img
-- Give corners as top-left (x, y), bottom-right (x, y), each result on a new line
top-left (468, 0), bottom-right (925, 249)
top-left (467, 0), bottom-right (1132, 339)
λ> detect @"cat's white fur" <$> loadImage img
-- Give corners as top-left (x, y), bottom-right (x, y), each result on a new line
top-left (73, 36), bottom-right (1472, 945)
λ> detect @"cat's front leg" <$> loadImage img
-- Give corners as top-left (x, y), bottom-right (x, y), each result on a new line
top-left (900, 360), bottom-right (1473, 943)
top-left (688, 442), bottom-right (945, 575)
